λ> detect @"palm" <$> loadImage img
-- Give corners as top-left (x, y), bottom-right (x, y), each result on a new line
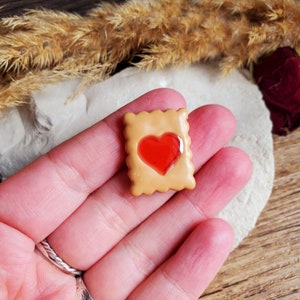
top-left (0, 89), bottom-right (251, 300)
top-left (0, 224), bottom-right (76, 299)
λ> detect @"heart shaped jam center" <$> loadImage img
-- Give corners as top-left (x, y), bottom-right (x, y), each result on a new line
top-left (138, 133), bottom-right (182, 175)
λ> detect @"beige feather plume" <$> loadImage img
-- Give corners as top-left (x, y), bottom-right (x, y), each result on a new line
top-left (0, 0), bottom-right (300, 111)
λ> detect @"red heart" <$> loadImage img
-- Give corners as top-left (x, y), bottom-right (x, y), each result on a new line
top-left (138, 133), bottom-right (181, 175)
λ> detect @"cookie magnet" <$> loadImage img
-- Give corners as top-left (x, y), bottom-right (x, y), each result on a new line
top-left (123, 108), bottom-right (195, 196)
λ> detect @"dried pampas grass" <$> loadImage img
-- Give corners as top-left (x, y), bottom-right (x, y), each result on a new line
top-left (0, 0), bottom-right (300, 111)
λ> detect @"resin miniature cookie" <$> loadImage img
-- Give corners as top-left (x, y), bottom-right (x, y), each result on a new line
top-left (123, 108), bottom-right (195, 196)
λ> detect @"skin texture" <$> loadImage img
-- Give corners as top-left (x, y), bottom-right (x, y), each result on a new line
top-left (0, 88), bottom-right (252, 300)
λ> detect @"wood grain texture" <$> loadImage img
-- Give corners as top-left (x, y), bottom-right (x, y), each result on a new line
top-left (202, 128), bottom-right (300, 299)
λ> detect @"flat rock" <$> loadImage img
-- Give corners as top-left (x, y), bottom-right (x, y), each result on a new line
top-left (0, 63), bottom-right (274, 247)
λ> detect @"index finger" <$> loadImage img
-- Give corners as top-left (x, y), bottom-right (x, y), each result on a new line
top-left (0, 88), bottom-right (186, 242)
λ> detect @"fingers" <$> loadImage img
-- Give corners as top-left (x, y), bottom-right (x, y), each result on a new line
top-left (128, 219), bottom-right (233, 300)
top-left (0, 88), bottom-right (185, 242)
top-left (84, 147), bottom-right (252, 299)
top-left (46, 104), bottom-right (236, 270)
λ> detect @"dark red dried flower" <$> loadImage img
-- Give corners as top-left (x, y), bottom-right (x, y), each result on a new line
top-left (253, 47), bottom-right (300, 135)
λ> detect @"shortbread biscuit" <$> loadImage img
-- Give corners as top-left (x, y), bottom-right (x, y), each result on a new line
top-left (123, 109), bottom-right (195, 196)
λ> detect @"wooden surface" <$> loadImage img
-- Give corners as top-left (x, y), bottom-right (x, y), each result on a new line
top-left (0, 1), bottom-right (299, 299)
top-left (202, 128), bottom-right (300, 299)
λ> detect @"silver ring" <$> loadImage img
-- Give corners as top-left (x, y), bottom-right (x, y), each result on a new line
top-left (37, 239), bottom-right (82, 277)
top-left (36, 239), bottom-right (94, 300)
top-left (77, 276), bottom-right (94, 300)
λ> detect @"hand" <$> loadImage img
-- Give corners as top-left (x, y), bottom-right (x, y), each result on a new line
top-left (0, 89), bottom-right (252, 300)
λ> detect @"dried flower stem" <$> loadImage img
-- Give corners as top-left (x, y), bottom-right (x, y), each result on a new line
top-left (0, 0), bottom-right (300, 111)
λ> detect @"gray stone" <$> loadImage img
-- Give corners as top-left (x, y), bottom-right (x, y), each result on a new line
top-left (0, 63), bottom-right (274, 247)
